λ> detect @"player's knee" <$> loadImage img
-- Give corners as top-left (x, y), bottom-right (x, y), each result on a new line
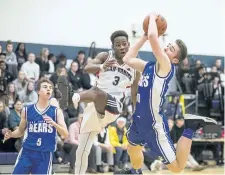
top-left (127, 144), bottom-right (142, 156)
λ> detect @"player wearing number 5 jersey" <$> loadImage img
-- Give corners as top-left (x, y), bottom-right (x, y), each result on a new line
top-left (4, 78), bottom-right (68, 175)
top-left (72, 30), bottom-right (140, 174)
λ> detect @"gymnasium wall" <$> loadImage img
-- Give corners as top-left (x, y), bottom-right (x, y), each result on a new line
top-left (0, 0), bottom-right (224, 56)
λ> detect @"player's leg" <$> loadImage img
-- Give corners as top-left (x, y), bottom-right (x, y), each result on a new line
top-left (31, 151), bottom-right (53, 174)
top-left (73, 86), bottom-right (107, 114)
top-left (114, 126), bottom-right (145, 174)
top-left (75, 131), bottom-right (99, 174)
top-left (12, 148), bottom-right (32, 174)
top-left (167, 114), bottom-right (217, 173)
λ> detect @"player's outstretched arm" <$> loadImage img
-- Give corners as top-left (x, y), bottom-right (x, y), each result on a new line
top-left (122, 35), bottom-right (148, 73)
top-left (131, 71), bottom-right (141, 109)
top-left (84, 52), bottom-right (111, 74)
top-left (148, 14), bottom-right (171, 75)
top-left (5, 108), bottom-right (27, 139)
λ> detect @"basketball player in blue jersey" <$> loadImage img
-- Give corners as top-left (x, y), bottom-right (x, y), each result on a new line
top-left (4, 78), bottom-right (68, 175)
top-left (114, 13), bottom-right (217, 174)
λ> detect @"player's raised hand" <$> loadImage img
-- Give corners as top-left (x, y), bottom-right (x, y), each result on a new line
top-left (103, 59), bottom-right (117, 70)
top-left (43, 115), bottom-right (56, 126)
top-left (3, 130), bottom-right (12, 142)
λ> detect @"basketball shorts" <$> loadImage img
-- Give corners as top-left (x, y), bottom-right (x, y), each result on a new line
top-left (126, 120), bottom-right (176, 165)
top-left (13, 147), bottom-right (53, 174)
top-left (80, 93), bottom-right (123, 133)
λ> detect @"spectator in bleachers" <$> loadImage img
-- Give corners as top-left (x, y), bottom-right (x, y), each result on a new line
top-left (8, 99), bottom-right (22, 130)
top-left (21, 53), bottom-right (40, 83)
top-left (0, 60), bottom-right (14, 101)
top-left (5, 83), bottom-right (18, 109)
top-left (168, 118), bottom-right (174, 131)
top-left (63, 116), bottom-right (97, 174)
top-left (66, 102), bottom-right (83, 123)
top-left (164, 96), bottom-right (183, 120)
top-left (36, 48), bottom-right (50, 77)
top-left (94, 127), bottom-right (114, 173)
top-left (179, 58), bottom-right (193, 93)
top-left (56, 54), bottom-right (67, 69)
top-left (0, 100), bottom-right (15, 152)
top-left (48, 53), bottom-right (56, 74)
top-left (68, 61), bottom-right (83, 92)
top-left (50, 66), bottom-right (68, 86)
top-left (109, 117), bottom-right (129, 171)
top-left (0, 52), bottom-right (6, 62)
top-left (75, 50), bottom-right (86, 71)
top-left (15, 43), bottom-right (27, 70)
top-left (13, 70), bottom-right (27, 94)
top-left (3, 41), bottom-right (18, 79)
top-left (18, 81), bottom-right (38, 106)
top-left (215, 58), bottom-right (222, 73)
top-left (209, 76), bottom-right (222, 100)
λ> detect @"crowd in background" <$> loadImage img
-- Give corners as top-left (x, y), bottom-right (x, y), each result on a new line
top-left (0, 40), bottom-right (224, 173)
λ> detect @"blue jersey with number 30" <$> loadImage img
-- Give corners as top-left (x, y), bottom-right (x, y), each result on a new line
top-left (22, 104), bottom-right (57, 152)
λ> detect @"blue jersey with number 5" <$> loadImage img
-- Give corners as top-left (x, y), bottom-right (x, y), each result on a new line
top-left (22, 104), bottom-right (57, 152)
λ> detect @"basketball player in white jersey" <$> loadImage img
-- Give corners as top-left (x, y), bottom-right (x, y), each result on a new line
top-left (72, 30), bottom-right (140, 174)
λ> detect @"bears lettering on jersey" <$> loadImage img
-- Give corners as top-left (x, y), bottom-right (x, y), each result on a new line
top-left (138, 75), bottom-right (149, 87)
top-left (104, 66), bottom-right (132, 81)
top-left (28, 121), bottom-right (53, 133)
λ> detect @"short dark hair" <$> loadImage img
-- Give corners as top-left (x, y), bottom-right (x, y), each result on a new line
top-left (175, 39), bottom-right (187, 62)
top-left (110, 30), bottom-right (128, 44)
top-left (78, 50), bottom-right (85, 55)
top-left (48, 53), bottom-right (54, 60)
top-left (36, 77), bottom-right (54, 91)
top-left (14, 99), bottom-right (22, 104)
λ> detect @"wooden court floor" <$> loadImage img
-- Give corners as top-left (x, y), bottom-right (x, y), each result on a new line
top-left (58, 166), bottom-right (224, 175)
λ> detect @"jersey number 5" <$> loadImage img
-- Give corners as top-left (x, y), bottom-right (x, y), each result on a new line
top-left (112, 76), bottom-right (120, 86)
top-left (36, 138), bottom-right (42, 146)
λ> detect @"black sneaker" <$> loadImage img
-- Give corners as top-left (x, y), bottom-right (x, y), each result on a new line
top-left (114, 168), bottom-right (132, 174)
top-left (184, 114), bottom-right (217, 130)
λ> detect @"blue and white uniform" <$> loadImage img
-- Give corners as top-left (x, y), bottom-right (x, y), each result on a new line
top-left (13, 104), bottom-right (57, 174)
top-left (127, 61), bottom-right (176, 165)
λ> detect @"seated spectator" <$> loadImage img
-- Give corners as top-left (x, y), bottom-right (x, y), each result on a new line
top-left (0, 100), bottom-right (15, 152)
top-left (94, 127), bottom-right (114, 173)
top-left (8, 99), bottom-right (23, 152)
top-left (0, 52), bottom-right (6, 61)
top-left (13, 70), bottom-right (27, 94)
top-left (3, 40), bottom-right (18, 79)
top-left (8, 99), bottom-right (23, 130)
top-left (179, 58), bottom-right (193, 93)
top-left (68, 61), bottom-right (83, 92)
top-left (55, 54), bottom-right (67, 69)
top-left (21, 53), bottom-right (40, 83)
top-left (109, 117), bottom-right (129, 171)
top-left (75, 50), bottom-right (86, 71)
top-left (48, 53), bottom-right (56, 74)
top-left (215, 58), bottom-right (222, 73)
top-left (164, 96), bottom-right (183, 120)
top-left (18, 81), bottom-right (38, 106)
top-left (5, 83), bottom-right (19, 109)
top-left (50, 66), bottom-right (68, 87)
top-left (36, 48), bottom-right (50, 77)
top-left (63, 116), bottom-right (97, 174)
top-left (15, 43), bottom-right (27, 70)
top-left (0, 60), bottom-right (14, 101)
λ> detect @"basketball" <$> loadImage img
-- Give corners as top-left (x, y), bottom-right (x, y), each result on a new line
top-left (143, 14), bottom-right (167, 36)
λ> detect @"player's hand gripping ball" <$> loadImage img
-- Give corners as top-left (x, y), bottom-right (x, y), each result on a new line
top-left (143, 14), bottom-right (167, 36)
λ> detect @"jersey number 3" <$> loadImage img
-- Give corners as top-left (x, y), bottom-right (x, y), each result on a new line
top-left (112, 76), bottom-right (120, 86)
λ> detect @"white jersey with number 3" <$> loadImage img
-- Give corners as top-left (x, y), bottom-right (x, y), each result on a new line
top-left (96, 50), bottom-right (136, 101)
